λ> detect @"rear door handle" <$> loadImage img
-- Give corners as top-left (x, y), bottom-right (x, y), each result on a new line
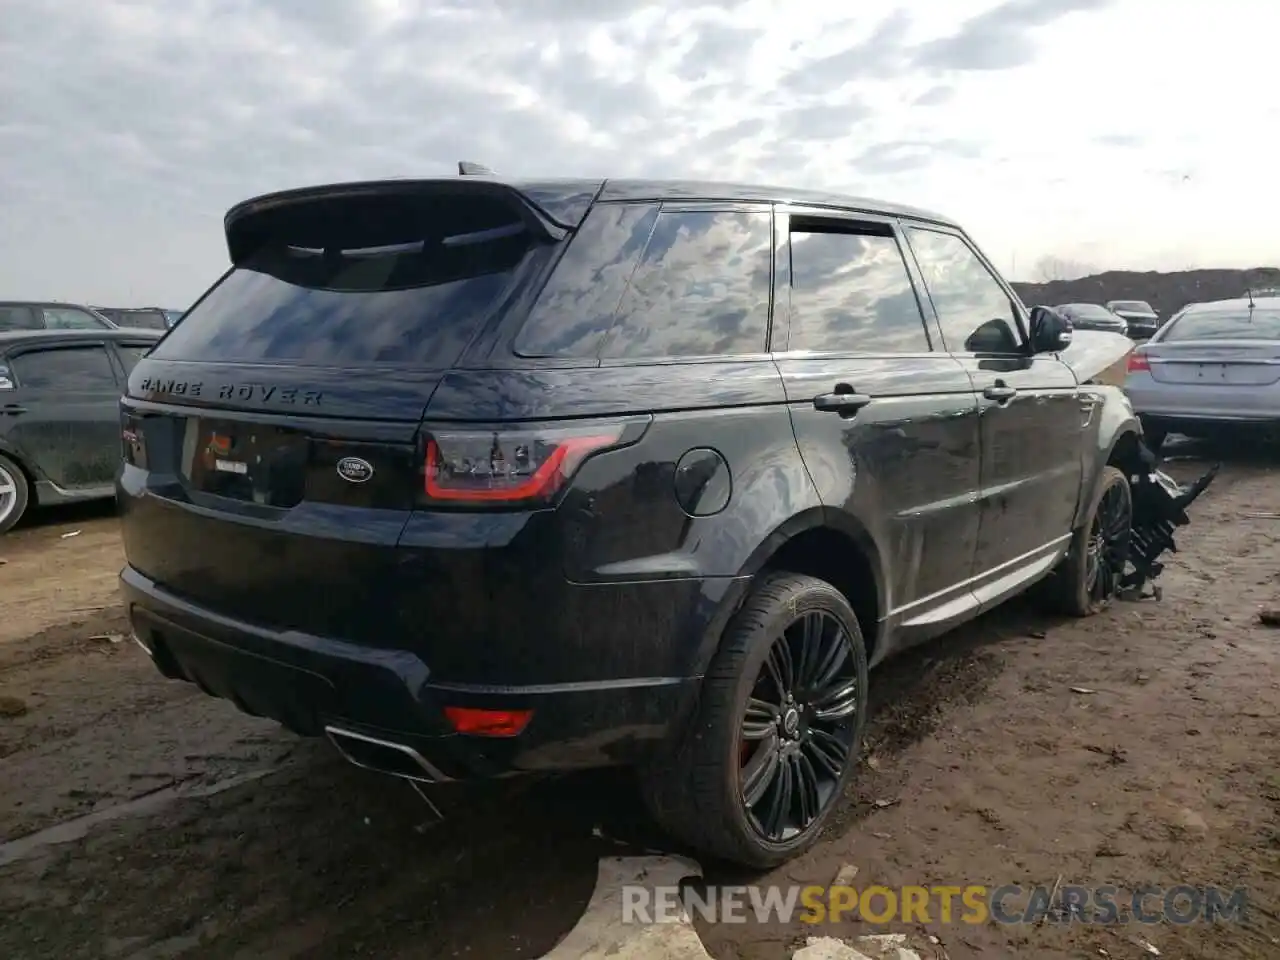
top-left (813, 387), bottom-right (872, 416)
top-left (983, 384), bottom-right (1017, 403)
top-left (1, 404), bottom-right (26, 416)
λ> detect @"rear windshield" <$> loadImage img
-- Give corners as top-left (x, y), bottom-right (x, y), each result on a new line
top-left (154, 195), bottom-right (542, 366)
top-left (1110, 301), bottom-right (1152, 312)
top-left (1163, 308), bottom-right (1280, 341)
top-left (122, 310), bottom-right (168, 330)
top-left (0, 306), bottom-right (40, 331)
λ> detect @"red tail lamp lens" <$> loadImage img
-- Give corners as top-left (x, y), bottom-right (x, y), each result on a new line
top-left (423, 425), bottom-right (624, 506)
top-left (1126, 352), bottom-right (1150, 372)
top-left (444, 707), bottom-right (532, 738)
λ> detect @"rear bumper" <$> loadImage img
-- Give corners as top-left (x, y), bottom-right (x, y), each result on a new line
top-left (120, 565), bottom-right (706, 779)
top-left (1138, 413), bottom-right (1280, 438)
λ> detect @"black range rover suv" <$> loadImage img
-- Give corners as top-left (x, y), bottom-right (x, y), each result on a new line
top-left (119, 174), bottom-right (1167, 867)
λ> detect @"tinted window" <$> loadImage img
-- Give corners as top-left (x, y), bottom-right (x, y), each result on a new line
top-left (43, 307), bottom-right (110, 330)
top-left (1111, 300), bottom-right (1152, 312)
top-left (1163, 308), bottom-right (1280, 341)
top-left (153, 201), bottom-right (542, 366)
top-left (116, 310), bottom-right (168, 330)
top-left (12, 347), bottom-right (117, 390)
top-left (601, 208), bottom-right (772, 359)
top-left (116, 343), bottom-right (153, 374)
top-left (907, 228), bottom-right (1021, 354)
top-left (0, 306), bottom-right (40, 331)
top-left (1062, 304), bottom-right (1114, 320)
top-left (788, 226), bottom-right (929, 353)
top-left (515, 203), bottom-right (659, 358)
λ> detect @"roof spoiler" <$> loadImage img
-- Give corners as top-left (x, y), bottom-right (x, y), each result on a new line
top-left (223, 177), bottom-right (571, 265)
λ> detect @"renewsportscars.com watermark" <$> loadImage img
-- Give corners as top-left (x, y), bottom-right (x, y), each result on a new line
top-left (622, 884), bottom-right (1249, 926)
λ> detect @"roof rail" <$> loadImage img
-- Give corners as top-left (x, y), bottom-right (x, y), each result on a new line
top-left (458, 161), bottom-right (496, 176)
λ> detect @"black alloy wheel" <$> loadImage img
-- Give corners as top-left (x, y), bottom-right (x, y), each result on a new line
top-left (739, 610), bottom-right (859, 842)
top-left (641, 572), bottom-right (870, 868)
top-left (1084, 478), bottom-right (1132, 606)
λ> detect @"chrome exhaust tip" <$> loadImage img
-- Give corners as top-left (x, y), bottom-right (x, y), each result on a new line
top-left (323, 725), bottom-right (451, 784)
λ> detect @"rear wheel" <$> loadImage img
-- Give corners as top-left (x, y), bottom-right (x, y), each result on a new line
top-left (1040, 466), bottom-right (1132, 617)
top-left (0, 454), bottom-right (30, 534)
top-left (642, 572), bottom-right (868, 868)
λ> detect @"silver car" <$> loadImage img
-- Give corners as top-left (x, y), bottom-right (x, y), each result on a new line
top-left (1122, 295), bottom-right (1280, 450)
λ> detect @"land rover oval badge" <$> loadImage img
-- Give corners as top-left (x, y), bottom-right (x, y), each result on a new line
top-left (336, 457), bottom-right (374, 483)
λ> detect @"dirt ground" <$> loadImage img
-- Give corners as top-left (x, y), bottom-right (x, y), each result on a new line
top-left (2, 441), bottom-right (1278, 960)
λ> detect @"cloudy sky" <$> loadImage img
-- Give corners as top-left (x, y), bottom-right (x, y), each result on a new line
top-left (2, 0), bottom-right (1277, 307)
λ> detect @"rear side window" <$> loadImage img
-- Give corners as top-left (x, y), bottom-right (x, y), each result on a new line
top-left (153, 193), bottom-right (544, 366)
top-left (42, 307), bottom-right (110, 330)
top-left (516, 204), bottom-right (773, 360)
top-left (0, 306), bottom-right (40, 331)
top-left (11, 347), bottom-right (118, 390)
top-left (515, 203), bottom-right (659, 358)
top-left (601, 208), bottom-right (772, 359)
top-left (120, 310), bottom-right (168, 330)
top-left (1163, 308), bottom-right (1280, 341)
top-left (116, 343), bottom-right (153, 374)
top-left (787, 223), bottom-right (930, 353)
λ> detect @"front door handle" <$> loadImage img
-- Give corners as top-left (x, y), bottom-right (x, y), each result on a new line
top-left (813, 386), bottom-right (872, 416)
top-left (983, 382), bottom-right (1017, 404)
top-left (0, 404), bottom-right (27, 416)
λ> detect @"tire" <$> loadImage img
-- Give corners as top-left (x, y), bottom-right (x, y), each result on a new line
top-left (641, 572), bottom-right (870, 868)
top-left (1039, 466), bottom-right (1133, 617)
top-left (0, 454), bottom-right (30, 534)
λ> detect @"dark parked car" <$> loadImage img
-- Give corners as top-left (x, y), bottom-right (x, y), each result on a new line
top-left (93, 307), bottom-right (170, 331)
top-left (117, 175), bottom-right (1199, 867)
top-left (1056, 302), bottom-right (1128, 335)
top-left (0, 328), bottom-right (160, 532)
top-left (0, 300), bottom-right (115, 332)
top-left (1105, 300), bottom-right (1160, 339)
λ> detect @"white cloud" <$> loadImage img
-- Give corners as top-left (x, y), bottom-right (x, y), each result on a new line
top-left (0, 0), bottom-right (1276, 307)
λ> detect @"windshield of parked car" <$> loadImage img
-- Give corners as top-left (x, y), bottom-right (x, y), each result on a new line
top-left (1110, 300), bottom-right (1153, 313)
top-left (1162, 308), bottom-right (1280, 341)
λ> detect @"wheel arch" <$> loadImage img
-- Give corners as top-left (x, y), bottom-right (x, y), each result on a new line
top-left (732, 507), bottom-right (885, 658)
top-left (0, 442), bottom-right (38, 506)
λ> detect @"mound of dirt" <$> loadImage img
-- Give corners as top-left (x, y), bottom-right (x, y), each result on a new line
top-left (1013, 266), bottom-right (1280, 319)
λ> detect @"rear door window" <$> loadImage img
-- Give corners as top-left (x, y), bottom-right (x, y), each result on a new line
top-left (42, 307), bottom-right (111, 330)
top-left (11, 346), bottom-right (119, 391)
top-left (153, 194), bottom-right (547, 367)
top-left (786, 221), bottom-right (931, 354)
top-left (515, 204), bottom-right (773, 360)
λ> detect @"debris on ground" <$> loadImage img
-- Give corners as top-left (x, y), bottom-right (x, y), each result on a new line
top-left (0, 695), bottom-right (28, 718)
top-left (59, 530), bottom-right (81, 539)
top-left (1070, 686), bottom-right (1098, 695)
top-left (1258, 609), bottom-right (1280, 627)
top-left (832, 863), bottom-right (859, 886)
top-left (1123, 459), bottom-right (1218, 599)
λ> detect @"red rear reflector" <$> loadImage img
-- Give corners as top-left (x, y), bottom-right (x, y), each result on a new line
top-left (1126, 352), bottom-right (1150, 372)
top-left (444, 706), bottom-right (532, 738)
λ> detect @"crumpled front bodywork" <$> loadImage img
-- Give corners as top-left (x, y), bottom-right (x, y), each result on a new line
top-left (1119, 440), bottom-right (1219, 597)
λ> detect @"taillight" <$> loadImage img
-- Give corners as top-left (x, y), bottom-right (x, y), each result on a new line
top-left (121, 409), bottom-right (147, 467)
top-left (1126, 352), bottom-right (1150, 373)
top-left (421, 421), bottom-right (640, 508)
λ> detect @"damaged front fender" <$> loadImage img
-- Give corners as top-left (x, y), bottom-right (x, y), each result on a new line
top-left (1122, 441), bottom-right (1219, 598)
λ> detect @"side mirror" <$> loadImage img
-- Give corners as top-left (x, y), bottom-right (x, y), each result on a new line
top-left (1029, 305), bottom-right (1073, 354)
